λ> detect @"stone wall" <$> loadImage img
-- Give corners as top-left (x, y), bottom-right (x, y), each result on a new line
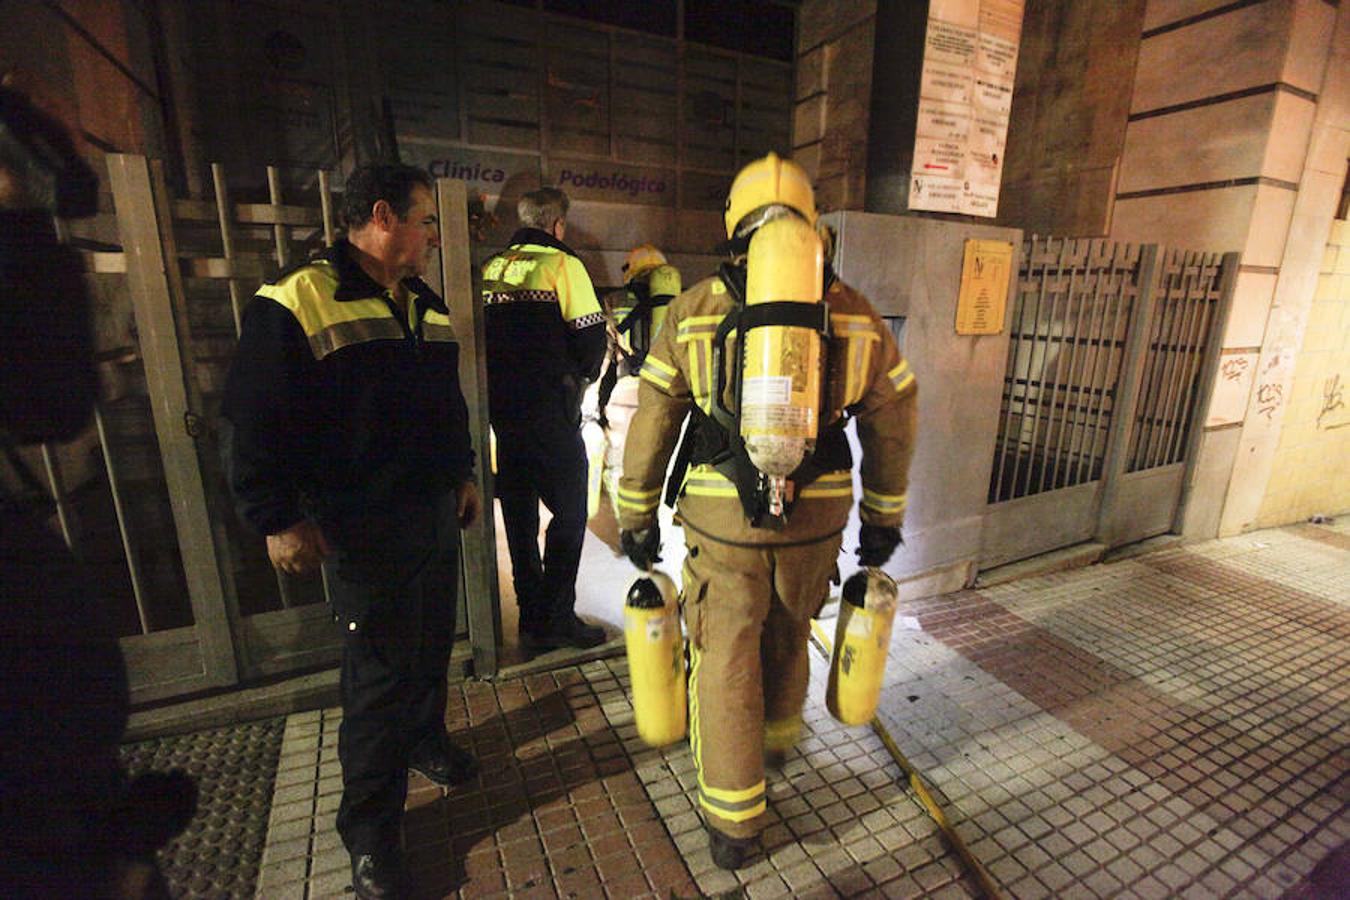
top-left (1257, 217), bottom-right (1350, 524)
top-left (994, 0), bottom-right (1146, 235)
top-left (1108, 0), bottom-right (1344, 537)
top-left (792, 0), bottom-right (877, 211)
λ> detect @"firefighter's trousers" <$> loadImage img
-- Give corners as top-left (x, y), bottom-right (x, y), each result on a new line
top-left (680, 527), bottom-right (842, 839)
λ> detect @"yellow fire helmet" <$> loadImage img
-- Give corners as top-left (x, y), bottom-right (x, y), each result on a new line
top-left (724, 151), bottom-right (817, 239)
top-left (622, 243), bottom-right (668, 283)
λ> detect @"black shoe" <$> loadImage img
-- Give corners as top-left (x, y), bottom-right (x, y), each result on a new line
top-left (765, 749), bottom-right (788, 770)
top-left (409, 736), bottom-right (479, 787)
top-left (708, 827), bottom-right (759, 871)
top-left (351, 851), bottom-right (409, 900)
top-left (521, 614), bottom-right (606, 650)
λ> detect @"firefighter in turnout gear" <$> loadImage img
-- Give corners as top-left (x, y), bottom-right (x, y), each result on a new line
top-left (617, 153), bottom-right (918, 870)
top-left (592, 244), bottom-right (682, 517)
top-left (482, 187), bottom-right (608, 650)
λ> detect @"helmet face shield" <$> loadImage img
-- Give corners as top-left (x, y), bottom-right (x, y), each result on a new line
top-left (730, 203), bottom-right (807, 242)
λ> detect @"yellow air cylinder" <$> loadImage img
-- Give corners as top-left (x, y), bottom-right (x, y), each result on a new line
top-left (740, 216), bottom-right (824, 513)
top-left (826, 568), bottom-right (899, 726)
top-left (624, 570), bottom-right (687, 746)
top-left (646, 263), bottom-right (681, 341)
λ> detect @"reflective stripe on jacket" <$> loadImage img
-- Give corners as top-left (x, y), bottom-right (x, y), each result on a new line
top-left (617, 274), bottom-right (917, 547)
top-left (481, 228), bottom-right (606, 422)
top-left (220, 240), bottom-right (474, 537)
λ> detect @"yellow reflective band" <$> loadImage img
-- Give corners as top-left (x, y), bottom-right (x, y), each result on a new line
top-left (688, 337), bottom-right (711, 404)
top-left (863, 488), bottom-right (907, 514)
top-left (640, 354), bottom-right (678, 391)
top-left (644, 355), bottom-right (677, 377)
top-left (801, 471), bottom-right (853, 498)
top-left (683, 468), bottom-right (738, 497)
top-left (616, 486), bottom-right (661, 513)
top-left (677, 315), bottom-right (723, 341)
top-left (639, 370), bottom-right (673, 391)
top-left (698, 775), bottom-right (766, 805)
top-left (711, 280), bottom-right (726, 295)
top-left (689, 643), bottom-right (703, 776)
top-left (698, 791), bottom-right (766, 822)
top-left (764, 715), bottom-right (802, 752)
top-left (800, 486), bottom-right (853, 498)
top-left (887, 359), bottom-right (916, 394)
top-left (685, 483), bottom-right (740, 498)
top-left (831, 313), bottom-right (872, 325)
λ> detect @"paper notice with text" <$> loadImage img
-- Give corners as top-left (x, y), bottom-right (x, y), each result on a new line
top-left (909, 0), bottom-right (1024, 218)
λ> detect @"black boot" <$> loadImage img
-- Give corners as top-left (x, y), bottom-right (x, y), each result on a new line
top-left (350, 850), bottom-right (409, 900)
top-left (708, 826), bottom-right (759, 871)
top-left (521, 614), bottom-right (606, 650)
top-left (409, 734), bottom-right (479, 787)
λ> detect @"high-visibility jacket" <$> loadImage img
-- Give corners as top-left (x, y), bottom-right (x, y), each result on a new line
top-left (617, 273), bottom-right (917, 547)
top-left (221, 239), bottom-right (474, 538)
top-left (481, 228), bottom-right (606, 422)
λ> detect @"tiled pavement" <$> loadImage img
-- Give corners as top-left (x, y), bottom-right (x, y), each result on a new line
top-left (235, 521), bottom-right (1348, 897)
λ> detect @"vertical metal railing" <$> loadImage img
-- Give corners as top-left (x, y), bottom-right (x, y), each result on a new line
top-left (92, 405), bottom-right (152, 634)
top-left (45, 216), bottom-right (156, 635)
top-left (1125, 250), bottom-right (1225, 473)
top-left (990, 238), bottom-right (1145, 503)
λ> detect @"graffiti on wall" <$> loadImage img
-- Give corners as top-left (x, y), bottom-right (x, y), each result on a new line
top-left (1319, 374), bottom-right (1349, 430)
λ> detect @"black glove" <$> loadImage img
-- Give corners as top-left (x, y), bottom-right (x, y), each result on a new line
top-left (857, 524), bottom-right (902, 567)
top-left (621, 526), bottom-right (662, 570)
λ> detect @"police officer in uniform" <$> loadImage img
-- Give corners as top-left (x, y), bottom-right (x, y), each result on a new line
top-left (616, 153), bottom-right (917, 869)
top-left (481, 187), bottom-right (608, 650)
top-left (222, 164), bottom-right (480, 899)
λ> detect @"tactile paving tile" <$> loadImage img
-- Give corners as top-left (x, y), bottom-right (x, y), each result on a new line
top-left (119, 717), bottom-right (285, 898)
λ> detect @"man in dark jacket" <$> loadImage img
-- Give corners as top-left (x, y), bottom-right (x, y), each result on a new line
top-left (481, 187), bottom-right (607, 650)
top-left (221, 163), bottom-right (479, 900)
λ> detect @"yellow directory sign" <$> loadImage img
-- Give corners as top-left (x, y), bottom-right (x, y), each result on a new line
top-left (955, 238), bottom-right (1012, 335)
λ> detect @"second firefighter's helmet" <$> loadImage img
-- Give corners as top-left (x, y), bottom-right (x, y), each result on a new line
top-left (622, 244), bottom-right (668, 283)
top-left (724, 152), bottom-right (817, 239)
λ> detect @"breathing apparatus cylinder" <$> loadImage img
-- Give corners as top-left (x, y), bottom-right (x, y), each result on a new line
top-left (624, 570), bottom-right (687, 747)
top-left (739, 216), bottom-right (825, 516)
top-left (826, 567), bottom-right (899, 726)
top-left (644, 263), bottom-right (681, 343)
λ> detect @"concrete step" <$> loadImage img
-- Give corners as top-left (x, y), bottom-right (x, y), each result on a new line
top-left (975, 541), bottom-right (1106, 587)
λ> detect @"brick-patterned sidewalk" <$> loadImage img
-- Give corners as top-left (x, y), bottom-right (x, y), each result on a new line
top-left (247, 522), bottom-right (1348, 898)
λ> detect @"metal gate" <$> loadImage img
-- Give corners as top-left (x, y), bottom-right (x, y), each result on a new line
top-left (13, 155), bottom-right (497, 704)
top-left (981, 238), bottom-right (1236, 568)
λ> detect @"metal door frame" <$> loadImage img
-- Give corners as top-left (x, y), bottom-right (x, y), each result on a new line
top-left (97, 157), bottom-right (503, 704)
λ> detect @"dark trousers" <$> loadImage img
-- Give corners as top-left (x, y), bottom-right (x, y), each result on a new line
top-left (324, 495), bottom-right (460, 856)
top-left (494, 413), bottom-right (588, 634)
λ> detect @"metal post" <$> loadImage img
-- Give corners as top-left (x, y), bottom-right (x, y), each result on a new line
top-left (39, 443), bottom-right (77, 552)
top-left (1174, 252), bottom-right (1241, 532)
top-left (210, 163), bottom-right (245, 336)
top-left (437, 177), bottom-right (500, 678)
top-left (1022, 237), bottom-right (1065, 497)
top-left (1039, 244), bottom-right (1081, 494)
top-left (1094, 244), bottom-right (1161, 543)
top-left (106, 153), bottom-right (241, 686)
top-left (94, 405), bottom-right (151, 634)
top-left (1068, 245), bottom-right (1109, 486)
